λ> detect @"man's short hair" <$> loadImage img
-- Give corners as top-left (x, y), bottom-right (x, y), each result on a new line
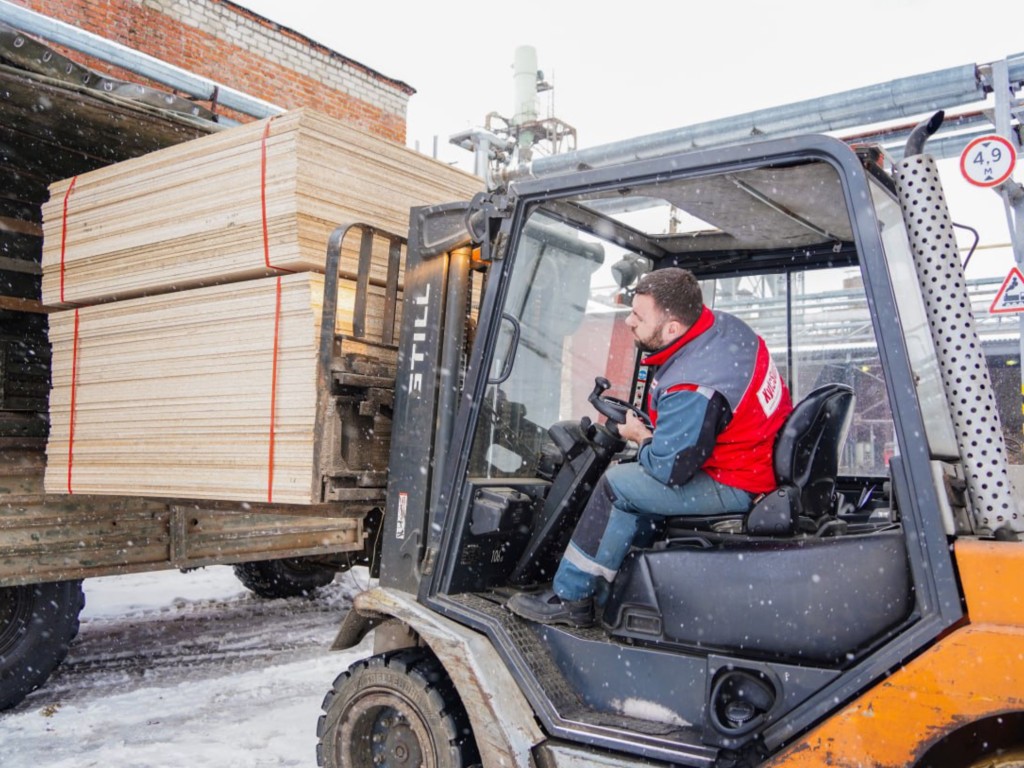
top-left (634, 267), bottom-right (703, 325)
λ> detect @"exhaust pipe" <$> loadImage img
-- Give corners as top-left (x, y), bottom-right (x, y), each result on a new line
top-left (891, 110), bottom-right (1021, 539)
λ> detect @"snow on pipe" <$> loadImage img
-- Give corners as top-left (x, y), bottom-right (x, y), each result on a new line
top-left (0, 0), bottom-right (284, 119)
top-left (893, 111), bottom-right (1023, 538)
top-left (522, 53), bottom-right (1024, 181)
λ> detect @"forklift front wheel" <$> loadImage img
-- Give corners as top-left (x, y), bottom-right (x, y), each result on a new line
top-left (317, 648), bottom-right (479, 768)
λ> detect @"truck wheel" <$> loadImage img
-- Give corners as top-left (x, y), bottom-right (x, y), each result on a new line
top-left (232, 557), bottom-right (336, 599)
top-left (0, 579), bottom-right (85, 711)
top-left (317, 648), bottom-right (479, 768)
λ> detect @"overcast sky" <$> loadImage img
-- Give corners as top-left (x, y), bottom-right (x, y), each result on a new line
top-left (233, 0), bottom-right (1022, 169)
top-left (230, 0), bottom-right (1021, 273)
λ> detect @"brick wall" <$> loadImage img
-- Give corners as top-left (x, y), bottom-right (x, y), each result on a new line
top-left (7, 0), bottom-right (412, 141)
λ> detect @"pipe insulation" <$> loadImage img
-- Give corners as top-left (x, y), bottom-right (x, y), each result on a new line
top-left (892, 151), bottom-right (1023, 536)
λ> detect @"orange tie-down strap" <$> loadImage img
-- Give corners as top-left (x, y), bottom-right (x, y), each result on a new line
top-left (260, 116), bottom-right (294, 275)
top-left (266, 275), bottom-right (283, 503)
top-left (66, 308), bottom-right (81, 494)
top-left (59, 175), bottom-right (77, 305)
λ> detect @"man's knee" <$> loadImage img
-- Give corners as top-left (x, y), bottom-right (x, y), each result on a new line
top-left (603, 461), bottom-right (660, 507)
top-left (603, 461), bottom-right (642, 492)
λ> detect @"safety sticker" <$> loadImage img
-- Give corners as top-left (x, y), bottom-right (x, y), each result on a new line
top-left (990, 266), bottom-right (1024, 314)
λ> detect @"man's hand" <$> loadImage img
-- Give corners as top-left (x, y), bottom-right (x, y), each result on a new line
top-left (619, 411), bottom-right (653, 445)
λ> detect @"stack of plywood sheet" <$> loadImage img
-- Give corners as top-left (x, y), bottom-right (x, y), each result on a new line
top-left (44, 273), bottom-right (395, 505)
top-left (41, 109), bottom-right (482, 504)
top-left (41, 108), bottom-right (482, 306)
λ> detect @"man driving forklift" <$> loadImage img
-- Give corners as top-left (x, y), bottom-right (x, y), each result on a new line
top-left (507, 267), bottom-right (794, 627)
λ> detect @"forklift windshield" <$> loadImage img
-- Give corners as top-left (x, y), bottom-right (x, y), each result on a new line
top-left (469, 157), bottom-right (927, 485)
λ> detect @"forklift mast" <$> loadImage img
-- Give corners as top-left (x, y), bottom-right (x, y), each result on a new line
top-left (379, 201), bottom-right (482, 593)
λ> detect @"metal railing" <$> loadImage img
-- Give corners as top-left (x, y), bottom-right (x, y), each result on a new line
top-left (714, 275), bottom-right (1020, 353)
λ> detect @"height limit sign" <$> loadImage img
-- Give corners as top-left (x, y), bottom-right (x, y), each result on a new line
top-left (960, 134), bottom-right (1016, 187)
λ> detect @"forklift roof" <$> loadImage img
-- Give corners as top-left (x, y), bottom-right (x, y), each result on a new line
top-left (571, 160), bottom-right (855, 255)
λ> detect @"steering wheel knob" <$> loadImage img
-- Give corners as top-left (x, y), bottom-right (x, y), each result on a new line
top-left (586, 376), bottom-right (652, 429)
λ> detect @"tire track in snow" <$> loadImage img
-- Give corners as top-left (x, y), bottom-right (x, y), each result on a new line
top-left (20, 569), bottom-right (370, 708)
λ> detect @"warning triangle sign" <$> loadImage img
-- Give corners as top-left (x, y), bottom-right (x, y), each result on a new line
top-left (990, 266), bottom-right (1024, 314)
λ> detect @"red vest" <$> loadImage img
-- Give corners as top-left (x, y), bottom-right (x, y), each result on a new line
top-left (643, 308), bottom-right (793, 494)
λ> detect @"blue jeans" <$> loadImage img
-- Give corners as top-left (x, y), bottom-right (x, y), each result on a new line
top-left (553, 462), bottom-right (752, 601)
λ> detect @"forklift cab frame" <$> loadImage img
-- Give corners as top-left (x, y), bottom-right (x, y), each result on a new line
top-left (341, 134), bottom-right (985, 767)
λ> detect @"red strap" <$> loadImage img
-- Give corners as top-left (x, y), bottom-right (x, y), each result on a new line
top-left (266, 276), bottom-right (282, 502)
top-left (59, 176), bottom-right (78, 304)
top-left (260, 118), bottom-right (292, 274)
top-left (262, 118), bottom-right (292, 501)
top-left (260, 120), bottom-right (274, 269)
top-left (67, 308), bottom-right (81, 494)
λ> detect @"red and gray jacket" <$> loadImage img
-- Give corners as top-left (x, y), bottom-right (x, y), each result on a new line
top-left (639, 306), bottom-right (793, 494)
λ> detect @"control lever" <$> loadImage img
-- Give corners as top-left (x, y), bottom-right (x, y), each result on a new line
top-left (587, 376), bottom-right (652, 429)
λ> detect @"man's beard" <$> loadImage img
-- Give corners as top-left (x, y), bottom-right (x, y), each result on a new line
top-left (633, 323), bottom-right (666, 353)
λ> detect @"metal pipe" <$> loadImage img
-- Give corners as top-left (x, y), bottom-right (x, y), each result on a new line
top-left (0, 0), bottom-right (284, 119)
top-left (522, 54), bottom-right (1024, 181)
top-left (883, 127), bottom-right (998, 163)
top-left (512, 45), bottom-right (539, 127)
top-left (903, 110), bottom-right (945, 157)
top-left (892, 138), bottom-right (1023, 538)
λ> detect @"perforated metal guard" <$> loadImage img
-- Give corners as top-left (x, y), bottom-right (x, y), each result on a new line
top-left (893, 154), bottom-right (1023, 534)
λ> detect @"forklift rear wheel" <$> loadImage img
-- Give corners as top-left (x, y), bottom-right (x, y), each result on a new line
top-left (968, 752), bottom-right (1024, 768)
top-left (232, 557), bottom-right (336, 599)
top-left (317, 648), bottom-right (479, 768)
top-left (0, 580), bottom-right (85, 711)
top-left (918, 713), bottom-right (1024, 767)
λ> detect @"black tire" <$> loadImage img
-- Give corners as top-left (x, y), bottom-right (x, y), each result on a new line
top-left (0, 579), bottom-right (85, 711)
top-left (317, 648), bottom-right (479, 768)
top-left (232, 557), bottom-right (336, 599)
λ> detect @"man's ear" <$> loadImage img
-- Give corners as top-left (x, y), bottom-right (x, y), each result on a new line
top-left (662, 318), bottom-right (686, 343)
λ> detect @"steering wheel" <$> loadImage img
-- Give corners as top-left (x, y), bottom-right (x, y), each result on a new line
top-left (588, 376), bottom-right (653, 429)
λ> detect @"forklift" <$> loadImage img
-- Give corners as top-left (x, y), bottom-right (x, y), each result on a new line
top-left (314, 113), bottom-right (1024, 767)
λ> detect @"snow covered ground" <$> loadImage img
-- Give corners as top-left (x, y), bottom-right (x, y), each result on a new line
top-left (0, 566), bottom-right (377, 767)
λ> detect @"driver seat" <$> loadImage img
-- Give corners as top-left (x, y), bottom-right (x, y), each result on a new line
top-left (665, 383), bottom-right (855, 538)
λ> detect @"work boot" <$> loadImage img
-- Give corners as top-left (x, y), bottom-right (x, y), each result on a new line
top-left (506, 589), bottom-right (594, 628)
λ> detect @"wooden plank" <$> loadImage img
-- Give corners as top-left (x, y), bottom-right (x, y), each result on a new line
top-left (0, 503), bottom-right (364, 586)
top-left (0, 503), bottom-right (173, 584)
top-left (177, 507), bottom-right (361, 561)
top-left (0, 215), bottom-right (42, 237)
top-left (0, 255), bottom-right (42, 274)
top-left (0, 296), bottom-right (51, 313)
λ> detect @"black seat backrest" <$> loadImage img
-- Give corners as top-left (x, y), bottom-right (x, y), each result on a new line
top-left (738, 383), bottom-right (855, 536)
top-left (773, 383), bottom-right (855, 518)
top-left (664, 383), bottom-right (855, 538)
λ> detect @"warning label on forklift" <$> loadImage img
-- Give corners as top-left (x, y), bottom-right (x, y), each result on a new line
top-left (990, 266), bottom-right (1024, 314)
top-left (396, 492), bottom-right (407, 539)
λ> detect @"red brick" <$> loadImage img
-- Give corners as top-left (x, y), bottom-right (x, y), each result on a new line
top-left (8, 0), bottom-right (408, 141)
